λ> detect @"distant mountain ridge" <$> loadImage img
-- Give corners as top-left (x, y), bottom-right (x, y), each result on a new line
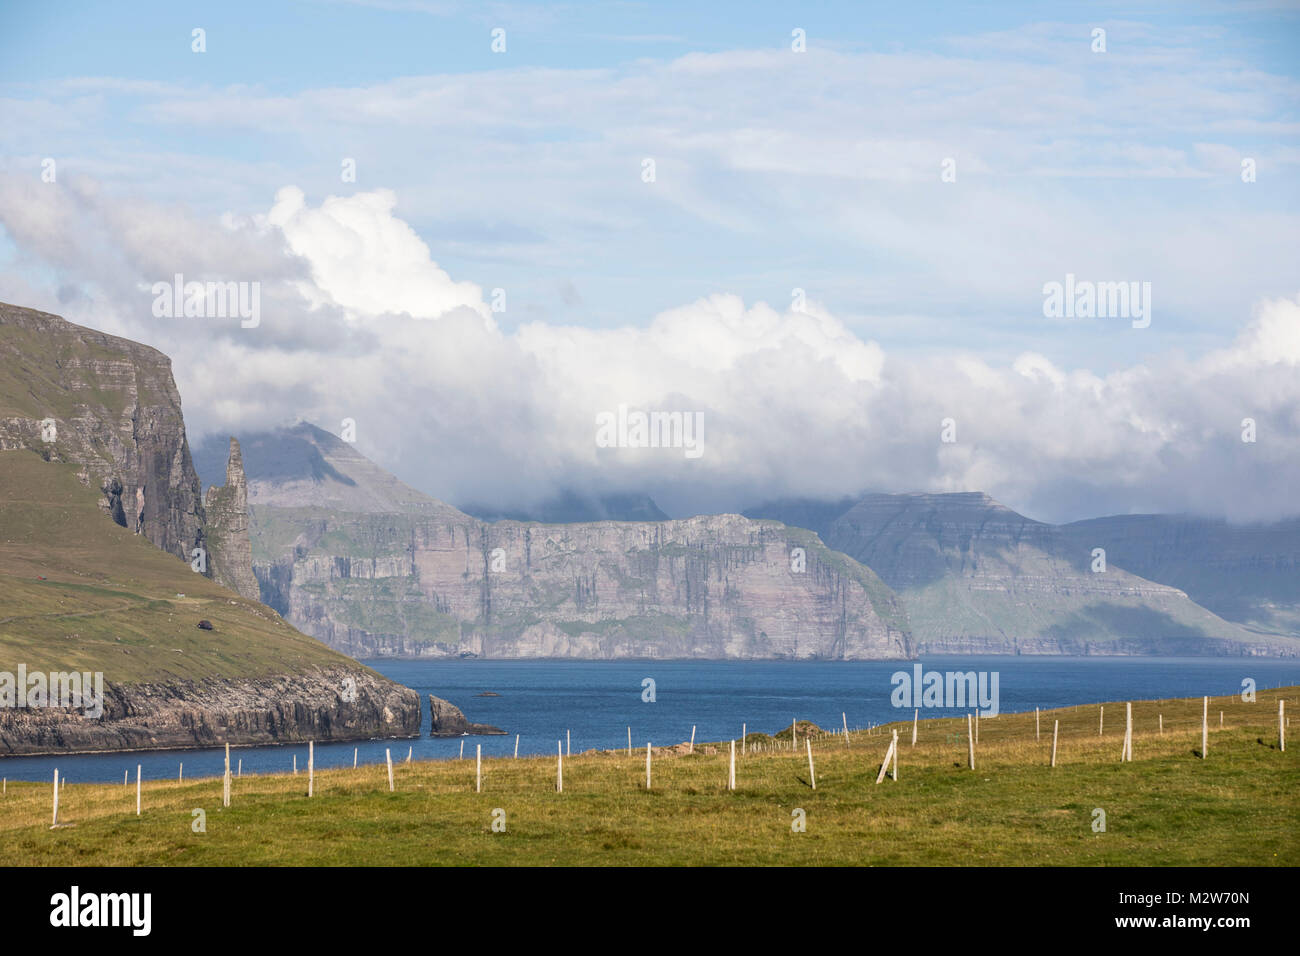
top-left (195, 423), bottom-right (457, 516)
top-left (458, 489), bottom-right (669, 524)
top-left (747, 492), bottom-right (1300, 656)
top-left (1062, 514), bottom-right (1300, 637)
top-left (198, 429), bottom-right (671, 525)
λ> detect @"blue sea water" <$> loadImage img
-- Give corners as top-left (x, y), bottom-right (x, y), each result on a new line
top-left (1, 656), bottom-right (1296, 782)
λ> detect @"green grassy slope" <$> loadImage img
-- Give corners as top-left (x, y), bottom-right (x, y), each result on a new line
top-left (0, 451), bottom-right (373, 684)
top-left (0, 311), bottom-right (164, 422)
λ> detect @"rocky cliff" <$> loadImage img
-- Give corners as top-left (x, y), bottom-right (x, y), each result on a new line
top-left (0, 302), bottom-right (205, 562)
top-left (203, 437), bottom-right (261, 601)
top-left (0, 667), bottom-right (419, 756)
top-left (0, 302), bottom-right (263, 600)
top-left (0, 305), bottom-right (423, 754)
top-left (229, 424), bottom-right (911, 660)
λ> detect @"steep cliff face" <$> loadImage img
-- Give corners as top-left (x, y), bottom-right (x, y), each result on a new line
top-left (821, 493), bottom-right (1299, 656)
top-left (203, 437), bottom-right (261, 601)
top-left (236, 424), bottom-right (911, 660)
top-left (0, 302), bottom-right (204, 561)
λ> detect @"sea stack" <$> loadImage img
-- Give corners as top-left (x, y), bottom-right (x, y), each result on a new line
top-left (428, 695), bottom-right (506, 736)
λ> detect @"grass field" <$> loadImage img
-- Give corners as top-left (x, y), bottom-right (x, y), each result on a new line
top-left (2, 687), bottom-right (1295, 866)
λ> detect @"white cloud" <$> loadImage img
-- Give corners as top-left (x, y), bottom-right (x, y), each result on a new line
top-left (2, 178), bottom-right (1297, 525)
top-left (266, 185), bottom-right (491, 323)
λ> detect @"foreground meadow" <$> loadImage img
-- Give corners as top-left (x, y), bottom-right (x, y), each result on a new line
top-left (2, 687), bottom-right (1295, 866)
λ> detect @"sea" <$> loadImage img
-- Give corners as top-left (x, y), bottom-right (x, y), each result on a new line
top-left (2, 656), bottom-right (1296, 782)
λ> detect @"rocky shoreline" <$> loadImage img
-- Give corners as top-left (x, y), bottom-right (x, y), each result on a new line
top-left (0, 667), bottom-right (421, 757)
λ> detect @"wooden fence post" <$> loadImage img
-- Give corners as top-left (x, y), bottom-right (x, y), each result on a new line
top-left (386, 748), bottom-right (394, 791)
top-left (308, 740), bottom-right (314, 797)
top-left (556, 741), bottom-right (563, 793)
top-left (514, 734), bottom-right (519, 758)
top-left (1280, 700), bottom-right (1286, 752)
top-left (875, 736), bottom-right (896, 784)
top-left (627, 726), bottom-right (632, 757)
top-left (891, 729), bottom-right (899, 780)
top-left (967, 714), bottom-right (975, 770)
top-left (1051, 720), bottom-right (1059, 767)
top-left (476, 744), bottom-right (482, 793)
top-left (1122, 702), bottom-right (1132, 762)
top-left (729, 739), bottom-right (736, 791)
top-left (136, 764), bottom-right (141, 816)
top-left (353, 748), bottom-right (358, 768)
top-left (806, 738), bottom-right (816, 789)
top-left (1202, 696), bottom-right (1208, 759)
top-left (1036, 707), bottom-right (1040, 741)
top-left (52, 769), bottom-right (58, 826)
top-left (645, 743), bottom-right (652, 790)
top-left (842, 712), bottom-right (849, 747)
top-left (1099, 705), bottom-right (1103, 736)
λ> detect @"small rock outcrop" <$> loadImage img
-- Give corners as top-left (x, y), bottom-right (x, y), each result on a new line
top-left (428, 694), bottom-right (505, 736)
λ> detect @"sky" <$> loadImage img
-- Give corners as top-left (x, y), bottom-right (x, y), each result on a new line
top-left (0, 0), bottom-right (1298, 524)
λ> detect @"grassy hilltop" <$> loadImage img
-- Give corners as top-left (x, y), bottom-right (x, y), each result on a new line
top-left (3, 687), bottom-right (1294, 866)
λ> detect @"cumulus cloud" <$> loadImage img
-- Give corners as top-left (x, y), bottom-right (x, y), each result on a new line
top-left (266, 186), bottom-right (491, 323)
top-left (0, 178), bottom-right (1297, 525)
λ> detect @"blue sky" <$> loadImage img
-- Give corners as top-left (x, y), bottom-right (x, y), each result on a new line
top-left (4, 1), bottom-right (1299, 83)
top-left (0, 1), bottom-right (1298, 521)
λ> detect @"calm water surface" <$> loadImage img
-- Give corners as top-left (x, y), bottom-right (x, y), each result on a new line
top-left (2, 656), bottom-right (1295, 782)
